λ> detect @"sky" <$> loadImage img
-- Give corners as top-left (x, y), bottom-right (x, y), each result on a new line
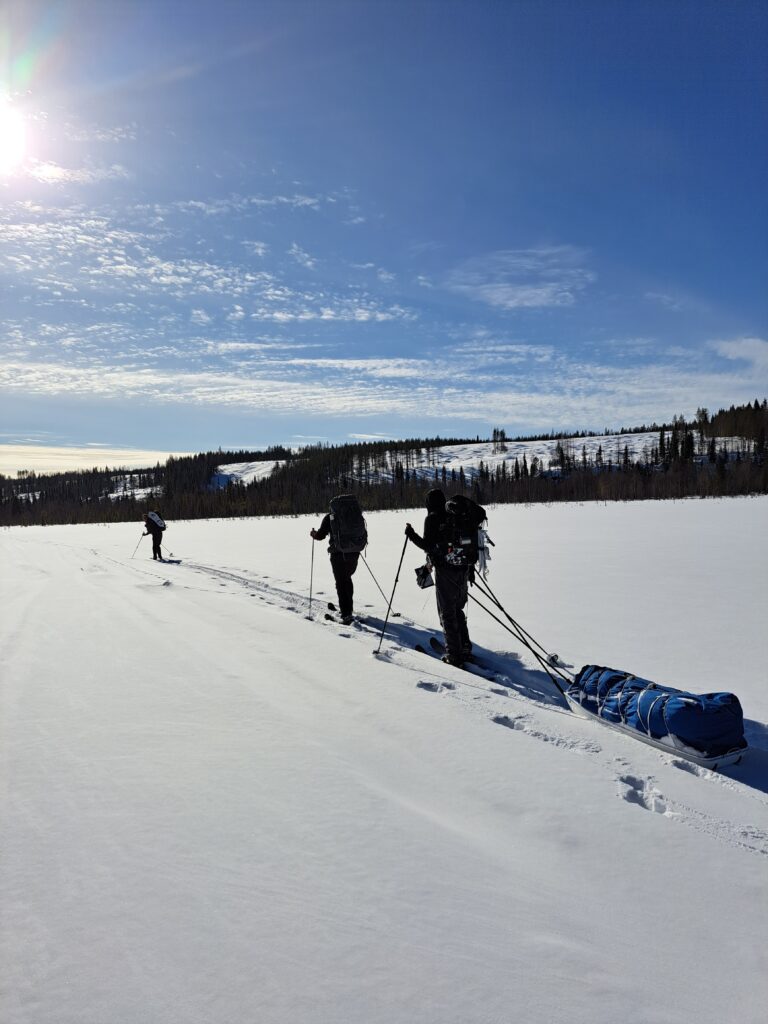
top-left (1, 0), bottom-right (766, 471)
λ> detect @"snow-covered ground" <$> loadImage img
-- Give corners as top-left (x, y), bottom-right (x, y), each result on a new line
top-left (2, 498), bottom-right (766, 1024)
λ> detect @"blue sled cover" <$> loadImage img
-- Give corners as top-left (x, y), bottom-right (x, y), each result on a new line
top-left (566, 666), bottom-right (747, 767)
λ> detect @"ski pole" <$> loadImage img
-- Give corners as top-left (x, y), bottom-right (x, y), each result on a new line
top-left (361, 554), bottom-right (400, 616)
top-left (307, 537), bottom-right (315, 619)
top-left (374, 536), bottom-right (408, 656)
top-left (467, 591), bottom-right (569, 696)
top-left (131, 533), bottom-right (144, 559)
top-left (474, 574), bottom-right (565, 671)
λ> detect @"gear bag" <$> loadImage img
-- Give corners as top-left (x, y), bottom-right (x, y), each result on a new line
top-left (442, 495), bottom-right (487, 568)
top-left (328, 495), bottom-right (367, 553)
top-left (146, 511), bottom-right (166, 531)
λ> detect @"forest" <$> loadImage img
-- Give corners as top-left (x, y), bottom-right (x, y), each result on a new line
top-left (1, 400), bottom-right (765, 528)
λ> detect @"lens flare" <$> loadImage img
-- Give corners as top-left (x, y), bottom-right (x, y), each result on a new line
top-left (0, 98), bottom-right (27, 174)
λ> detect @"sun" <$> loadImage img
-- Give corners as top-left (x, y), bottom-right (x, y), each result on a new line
top-left (0, 98), bottom-right (27, 175)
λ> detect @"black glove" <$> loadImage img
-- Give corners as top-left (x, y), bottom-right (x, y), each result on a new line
top-left (404, 523), bottom-right (415, 540)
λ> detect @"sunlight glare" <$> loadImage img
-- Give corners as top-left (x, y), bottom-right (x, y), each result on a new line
top-left (0, 99), bottom-right (27, 174)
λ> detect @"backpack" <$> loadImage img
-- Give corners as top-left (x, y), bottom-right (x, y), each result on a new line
top-left (328, 495), bottom-right (367, 554)
top-left (147, 511), bottom-right (166, 531)
top-left (441, 495), bottom-right (487, 568)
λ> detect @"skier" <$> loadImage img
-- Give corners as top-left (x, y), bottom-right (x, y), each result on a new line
top-left (143, 511), bottom-right (165, 561)
top-left (310, 495), bottom-right (367, 624)
top-left (405, 488), bottom-right (473, 667)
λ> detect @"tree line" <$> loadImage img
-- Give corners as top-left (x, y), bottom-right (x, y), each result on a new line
top-left (1, 400), bottom-right (765, 528)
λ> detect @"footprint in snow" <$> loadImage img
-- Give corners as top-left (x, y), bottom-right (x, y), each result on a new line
top-left (619, 774), bottom-right (668, 814)
top-left (493, 714), bottom-right (528, 731)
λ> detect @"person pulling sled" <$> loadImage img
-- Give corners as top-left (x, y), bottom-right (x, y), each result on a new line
top-left (405, 489), bottom-right (487, 668)
top-left (310, 495), bottom-right (368, 624)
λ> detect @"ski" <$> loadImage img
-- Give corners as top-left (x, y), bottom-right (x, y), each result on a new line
top-left (324, 611), bottom-right (364, 627)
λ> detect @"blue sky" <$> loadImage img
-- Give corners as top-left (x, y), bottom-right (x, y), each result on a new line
top-left (1, 0), bottom-right (766, 465)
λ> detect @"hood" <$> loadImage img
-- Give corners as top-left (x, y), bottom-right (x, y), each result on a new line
top-left (426, 488), bottom-right (446, 513)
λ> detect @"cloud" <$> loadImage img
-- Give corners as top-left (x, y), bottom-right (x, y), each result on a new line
top-left (1, 337), bottom-right (764, 432)
top-left (453, 340), bottom-right (554, 365)
top-left (710, 336), bottom-right (768, 374)
top-left (0, 444), bottom-right (193, 476)
top-left (28, 162), bottom-right (131, 184)
top-left (242, 240), bottom-right (269, 256)
top-left (281, 358), bottom-right (430, 379)
top-left (249, 300), bottom-right (416, 323)
top-left (446, 246), bottom-right (595, 309)
top-left (645, 290), bottom-right (709, 314)
top-left (288, 243), bottom-right (317, 269)
top-left (205, 341), bottom-right (323, 354)
top-left (64, 122), bottom-right (138, 143)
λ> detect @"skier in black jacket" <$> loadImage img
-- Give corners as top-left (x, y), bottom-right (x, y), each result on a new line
top-left (143, 512), bottom-right (164, 561)
top-left (310, 514), bottom-right (359, 624)
top-left (405, 488), bottom-right (472, 667)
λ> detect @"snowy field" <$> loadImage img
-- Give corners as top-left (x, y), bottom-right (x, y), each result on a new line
top-left (2, 497), bottom-right (767, 1024)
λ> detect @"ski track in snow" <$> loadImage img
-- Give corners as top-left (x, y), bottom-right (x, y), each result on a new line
top-left (21, 533), bottom-right (765, 869)
top-left (174, 557), bottom-right (768, 860)
top-left (617, 774), bottom-right (768, 857)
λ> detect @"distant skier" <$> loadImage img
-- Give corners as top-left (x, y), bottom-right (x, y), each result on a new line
top-left (405, 488), bottom-right (482, 668)
top-left (310, 495), bottom-right (368, 624)
top-left (143, 511), bottom-right (166, 561)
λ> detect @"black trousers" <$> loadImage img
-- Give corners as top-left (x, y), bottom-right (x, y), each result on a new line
top-left (149, 530), bottom-right (163, 559)
top-left (435, 565), bottom-right (471, 659)
top-left (330, 552), bottom-right (359, 617)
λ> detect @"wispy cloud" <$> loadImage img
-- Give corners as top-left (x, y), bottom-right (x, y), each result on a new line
top-left (249, 300), bottom-right (415, 323)
top-left (1, 349), bottom-right (762, 431)
top-left (242, 240), bottom-right (269, 256)
top-left (288, 243), bottom-right (317, 269)
top-left (710, 336), bottom-right (768, 374)
top-left (645, 290), bottom-right (709, 314)
top-left (446, 246), bottom-right (595, 309)
top-left (63, 122), bottom-right (138, 144)
top-left (28, 161), bottom-right (131, 184)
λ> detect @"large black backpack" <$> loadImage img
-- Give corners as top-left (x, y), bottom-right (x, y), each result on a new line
top-left (329, 495), bottom-right (368, 553)
top-left (146, 511), bottom-right (166, 531)
top-left (441, 494), bottom-right (486, 567)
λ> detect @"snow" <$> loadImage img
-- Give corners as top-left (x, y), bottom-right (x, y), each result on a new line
top-left (212, 460), bottom-right (284, 487)
top-left (1, 497), bottom-right (767, 1024)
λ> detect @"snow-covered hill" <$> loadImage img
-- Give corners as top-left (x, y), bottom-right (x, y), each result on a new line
top-left (2, 498), bottom-right (766, 1024)
top-left (212, 432), bottom-right (748, 488)
top-left (211, 459), bottom-right (285, 487)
